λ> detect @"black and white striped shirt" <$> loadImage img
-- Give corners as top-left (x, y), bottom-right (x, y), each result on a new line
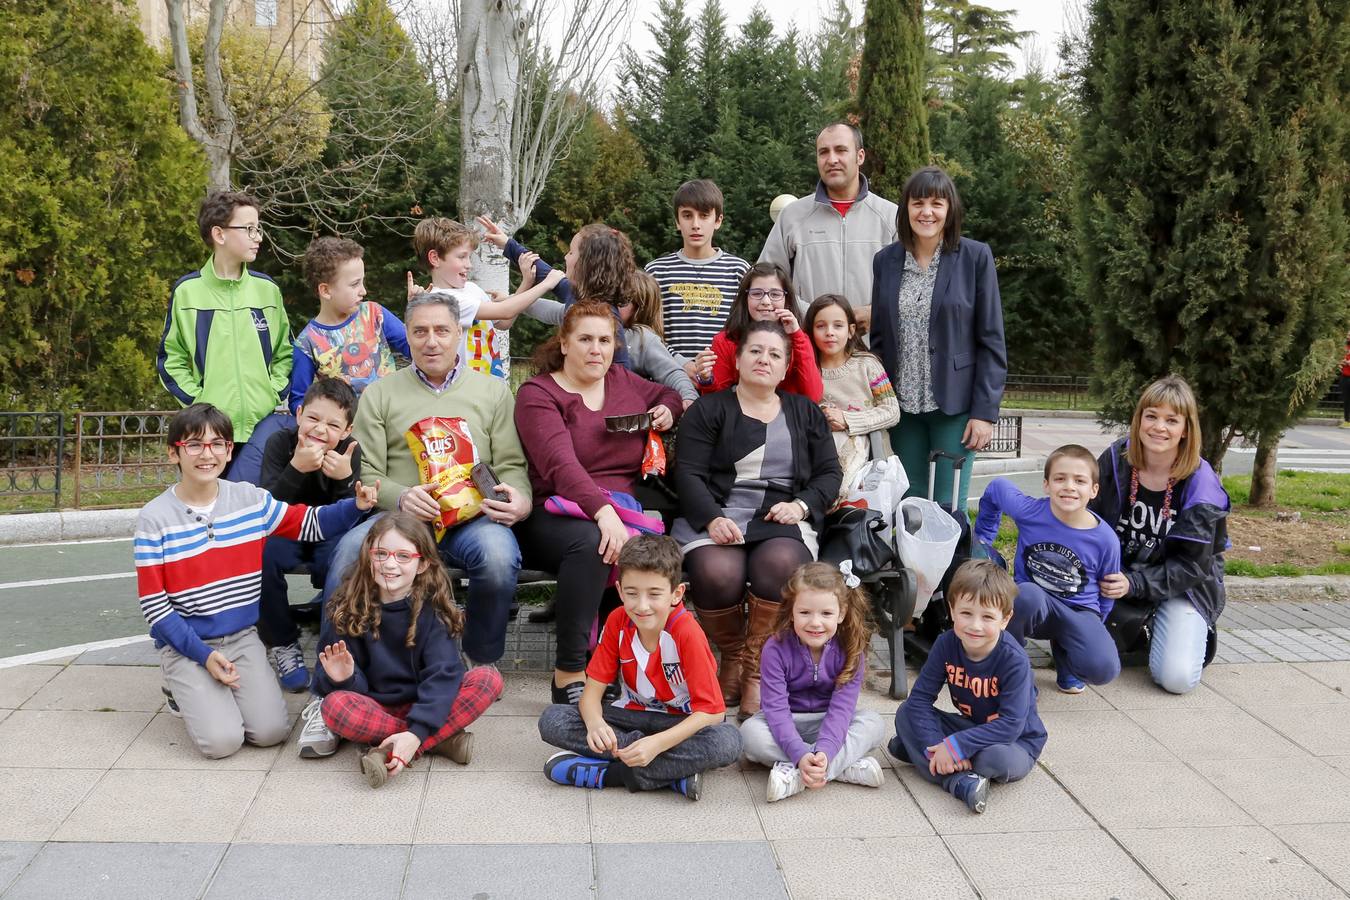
top-left (645, 250), bottom-right (750, 359)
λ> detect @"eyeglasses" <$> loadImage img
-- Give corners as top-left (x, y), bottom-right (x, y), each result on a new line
top-left (174, 440), bottom-right (233, 456)
top-left (747, 288), bottom-right (786, 302)
top-left (222, 224), bottom-right (265, 240)
top-left (371, 548), bottom-right (422, 565)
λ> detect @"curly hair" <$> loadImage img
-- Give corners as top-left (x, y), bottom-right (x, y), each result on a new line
top-left (302, 236), bottom-right (364, 293)
top-left (571, 223), bottom-right (635, 304)
top-left (326, 513), bottom-right (463, 646)
top-left (771, 562), bottom-right (874, 688)
top-left (531, 300), bottom-right (619, 373)
top-left (197, 190), bottom-right (258, 246)
top-left (625, 269), bottom-right (663, 337)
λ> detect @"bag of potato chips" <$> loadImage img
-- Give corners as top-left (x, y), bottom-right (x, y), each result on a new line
top-left (405, 416), bottom-right (485, 540)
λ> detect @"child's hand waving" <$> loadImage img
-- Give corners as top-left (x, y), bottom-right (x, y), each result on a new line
top-left (319, 641), bottom-right (355, 682)
top-left (205, 650), bottom-right (239, 688)
top-left (354, 479), bottom-right (380, 510)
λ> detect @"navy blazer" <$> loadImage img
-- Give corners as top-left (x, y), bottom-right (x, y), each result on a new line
top-left (869, 238), bottom-right (1007, 423)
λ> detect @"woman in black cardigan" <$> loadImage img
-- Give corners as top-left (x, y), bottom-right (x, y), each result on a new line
top-left (673, 319), bottom-right (842, 718)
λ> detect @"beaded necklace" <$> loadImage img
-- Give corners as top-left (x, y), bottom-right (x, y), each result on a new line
top-left (1128, 467), bottom-right (1176, 526)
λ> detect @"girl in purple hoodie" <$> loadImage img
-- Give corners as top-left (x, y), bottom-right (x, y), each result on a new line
top-left (740, 562), bottom-right (886, 802)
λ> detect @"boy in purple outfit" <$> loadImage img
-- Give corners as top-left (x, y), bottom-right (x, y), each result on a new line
top-left (891, 560), bottom-right (1047, 814)
top-left (974, 444), bottom-right (1123, 693)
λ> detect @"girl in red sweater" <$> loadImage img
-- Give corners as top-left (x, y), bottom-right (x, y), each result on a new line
top-left (691, 262), bottom-right (823, 402)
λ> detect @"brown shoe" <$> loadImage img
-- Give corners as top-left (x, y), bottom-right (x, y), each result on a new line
top-left (430, 730), bottom-right (474, 766)
top-left (738, 592), bottom-right (780, 721)
top-left (361, 745), bottom-right (389, 788)
top-left (693, 603), bottom-right (746, 707)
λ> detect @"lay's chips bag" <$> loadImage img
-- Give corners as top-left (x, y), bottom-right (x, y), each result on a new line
top-left (405, 416), bottom-right (484, 540)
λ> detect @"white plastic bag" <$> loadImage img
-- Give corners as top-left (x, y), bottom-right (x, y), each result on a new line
top-left (840, 455), bottom-right (910, 536)
top-left (895, 497), bottom-right (961, 616)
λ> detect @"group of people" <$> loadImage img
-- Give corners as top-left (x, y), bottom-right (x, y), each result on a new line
top-left (132, 122), bottom-right (1230, 811)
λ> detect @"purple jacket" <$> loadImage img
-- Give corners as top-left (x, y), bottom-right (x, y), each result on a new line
top-left (758, 632), bottom-right (866, 765)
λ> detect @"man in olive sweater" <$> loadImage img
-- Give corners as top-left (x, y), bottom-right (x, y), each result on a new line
top-left (322, 293), bottom-right (533, 666)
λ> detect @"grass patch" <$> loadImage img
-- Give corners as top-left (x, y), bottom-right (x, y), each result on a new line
top-left (1226, 559), bottom-right (1350, 578)
top-left (1222, 469), bottom-right (1350, 513)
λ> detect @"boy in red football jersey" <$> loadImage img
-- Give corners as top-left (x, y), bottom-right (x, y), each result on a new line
top-left (536, 535), bottom-right (742, 800)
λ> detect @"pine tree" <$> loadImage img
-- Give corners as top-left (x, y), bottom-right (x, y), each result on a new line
top-left (1076, 0), bottom-right (1349, 502)
top-left (856, 0), bottom-right (929, 198)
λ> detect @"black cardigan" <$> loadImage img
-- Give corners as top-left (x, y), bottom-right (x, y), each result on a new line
top-left (674, 388), bottom-right (842, 533)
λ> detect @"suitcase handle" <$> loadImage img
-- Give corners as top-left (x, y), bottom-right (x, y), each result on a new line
top-left (926, 449), bottom-right (967, 512)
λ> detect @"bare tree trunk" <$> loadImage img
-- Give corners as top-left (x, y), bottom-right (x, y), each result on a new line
top-left (165, 0), bottom-right (235, 191)
top-left (1248, 432), bottom-right (1279, 507)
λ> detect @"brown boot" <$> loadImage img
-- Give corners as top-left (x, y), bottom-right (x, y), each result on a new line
top-left (694, 604), bottom-right (745, 707)
top-left (738, 593), bottom-right (780, 721)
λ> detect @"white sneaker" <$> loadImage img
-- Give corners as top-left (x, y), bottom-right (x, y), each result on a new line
top-left (835, 755), bottom-right (885, 788)
top-left (766, 760), bottom-right (805, 803)
top-left (297, 697), bottom-right (338, 758)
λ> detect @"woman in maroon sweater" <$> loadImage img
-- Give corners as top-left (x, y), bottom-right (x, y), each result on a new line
top-left (515, 301), bottom-right (683, 704)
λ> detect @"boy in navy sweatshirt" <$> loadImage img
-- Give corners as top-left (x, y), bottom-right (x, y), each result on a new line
top-left (974, 444), bottom-right (1123, 693)
top-left (890, 560), bottom-right (1047, 813)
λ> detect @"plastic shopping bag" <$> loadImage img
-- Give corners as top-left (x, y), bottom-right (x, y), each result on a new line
top-left (895, 497), bottom-right (962, 616)
top-left (837, 455), bottom-right (910, 535)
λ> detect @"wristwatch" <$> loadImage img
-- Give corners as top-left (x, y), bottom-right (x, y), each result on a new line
top-left (793, 498), bottom-right (810, 517)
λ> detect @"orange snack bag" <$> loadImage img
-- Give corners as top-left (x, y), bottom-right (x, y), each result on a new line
top-left (641, 430), bottom-right (666, 477)
top-left (405, 416), bottom-right (484, 540)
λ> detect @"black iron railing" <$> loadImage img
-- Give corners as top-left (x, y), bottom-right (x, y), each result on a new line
top-left (0, 412), bottom-right (64, 507)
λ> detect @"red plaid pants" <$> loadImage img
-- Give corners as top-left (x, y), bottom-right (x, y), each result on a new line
top-left (320, 667), bottom-right (503, 757)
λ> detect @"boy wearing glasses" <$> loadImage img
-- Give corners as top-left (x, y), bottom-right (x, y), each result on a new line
top-left (133, 403), bottom-right (377, 759)
top-left (157, 191), bottom-right (294, 485)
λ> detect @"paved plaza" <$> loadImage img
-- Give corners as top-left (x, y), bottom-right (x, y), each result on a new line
top-left (2, 604), bottom-right (1350, 899)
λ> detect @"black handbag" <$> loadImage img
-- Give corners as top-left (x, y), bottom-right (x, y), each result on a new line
top-left (1104, 598), bottom-right (1153, 656)
top-left (818, 507), bottom-right (897, 579)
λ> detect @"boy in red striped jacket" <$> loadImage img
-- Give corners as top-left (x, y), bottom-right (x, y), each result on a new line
top-left (133, 403), bottom-right (376, 758)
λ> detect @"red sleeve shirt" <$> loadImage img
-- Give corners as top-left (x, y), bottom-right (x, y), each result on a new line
top-left (586, 602), bottom-right (726, 715)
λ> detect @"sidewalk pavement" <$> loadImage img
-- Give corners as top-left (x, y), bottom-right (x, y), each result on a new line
top-left (3, 605), bottom-right (1350, 898)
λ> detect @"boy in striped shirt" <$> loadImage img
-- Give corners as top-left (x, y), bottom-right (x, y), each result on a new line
top-left (644, 180), bottom-right (749, 375)
top-left (537, 535), bottom-right (742, 800)
top-left (134, 403), bottom-right (377, 758)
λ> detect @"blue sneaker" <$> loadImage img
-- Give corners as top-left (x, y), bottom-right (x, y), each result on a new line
top-left (544, 752), bottom-right (610, 789)
top-left (268, 642), bottom-right (311, 693)
top-left (1056, 669), bottom-right (1086, 694)
top-left (669, 771), bottom-right (702, 801)
top-left (949, 772), bottom-right (990, 814)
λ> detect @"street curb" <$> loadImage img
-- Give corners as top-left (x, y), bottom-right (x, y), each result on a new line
top-left (1225, 575), bottom-right (1350, 603)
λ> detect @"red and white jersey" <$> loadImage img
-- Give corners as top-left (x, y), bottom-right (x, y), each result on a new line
top-left (587, 602), bottom-right (725, 716)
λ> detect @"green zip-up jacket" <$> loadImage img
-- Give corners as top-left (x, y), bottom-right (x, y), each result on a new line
top-left (156, 257), bottom-right (293, 443)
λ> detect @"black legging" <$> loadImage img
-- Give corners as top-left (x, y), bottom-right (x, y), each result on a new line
top-left (685, 537), bottom-right (812, 609)
top-left (518, 510), bottom-right (611, 673)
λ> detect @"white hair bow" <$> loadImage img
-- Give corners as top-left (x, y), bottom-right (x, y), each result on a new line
top-left (838, 559), bottom-right (861, 589)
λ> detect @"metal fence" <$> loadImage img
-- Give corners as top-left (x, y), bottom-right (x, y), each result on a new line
top-left (0, 412), bottom-right (64, 507)
top-left (1002, 374), bottom-right (1095, 409)
top-left (72, 411), bottom-right (178, 509)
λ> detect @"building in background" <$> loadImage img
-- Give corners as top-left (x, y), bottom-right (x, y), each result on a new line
top-left (135, 0), bottom-right (335, 79)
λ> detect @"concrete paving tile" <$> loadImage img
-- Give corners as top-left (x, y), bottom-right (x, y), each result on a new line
top-left (1049, 759), bottom-right (1254, 829)
top-left (0, 665), bottom-right (61, 708)
top-left (406, 843), bottom-right (593, 900)
top-left (1246, 702), bottom-right (1350, 757)
top-left (484, 672), bottom-right (553, 718)
top-left (1273, 824), bottom-right (1350, 892)
top-left (0, 768), bottom-right (103, 841)
top-left (3, 841), bottom-right (225, 900)
top-left (72, 640), bottom-right (160, 667)
top-left (418, 770), bottom-right (589, 844)
top-left (979, 882), bottom-right (1166, 900)
top-left (21, 665), bottom-right (164, 712)
top-left (774, 836), bottom-right (976, 899)
top-left (0, 842), bottom-right (40, 895)
top-left (0, 710), bottom-right (152, 768)
top-left (1029, 667), bottom-right (1113, 711)
top-left (55, 768), bottom-right (263, 842)
top-left (1193, 756), bottom-right (1350, 825)
top-left (1203, 663), bottom-right (1348, 707)
top-left (426, 714), bottom-right (541, 773)
top-left (1293, 660), bottom-right (1350, 693)
top-left (898, 765), bottom-right (1093, 835)
top-left (596, 841), bottom-right (786, 900)
top-left (1038, 709), bottom-right (1171, 764)
top-left (240, 768), bottom-right (426, 844)
top-left (1125, 706), bottom-right (1307, 762)
top-left (1323, 755), bottom-right (1350, 777)
top-left (0, 708), bottom-right (9, 725)
top-left (588, 767), bottom-right (765, 844)
top-left (1092, 666), bottom-right (1234, 710)
top-left (1115, 826), bottom-right (1343, 899)
top-left (205, 843), bottom-right (411, 899)
top-left (948, 828), bottom-right (1162, 897)
top-left (270, 713), bottom-right (364, 772)
top-left (745, 753), bottom-right (932, 839)
top-left (113, 712), bottom-right (284, 771)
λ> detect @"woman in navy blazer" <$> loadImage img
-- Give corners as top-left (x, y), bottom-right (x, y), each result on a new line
top-left (868, 167), bottom-right (1006, 510)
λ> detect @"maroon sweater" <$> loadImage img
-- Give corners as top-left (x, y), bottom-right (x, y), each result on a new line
top-left (514, 367), bottom-right (682, 519)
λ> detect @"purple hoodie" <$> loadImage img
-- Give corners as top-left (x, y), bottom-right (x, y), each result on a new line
top-left (758, 631), bottom-right (866, 765)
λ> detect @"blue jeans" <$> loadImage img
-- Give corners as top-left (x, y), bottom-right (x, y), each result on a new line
top-left (1149, 598), bottom-right (1208, 694)
top-left (894, 704), bottom-right (1036, 786)
top-left (324, 512), bottom-right (520, 664)
top-left (259, 536), bottom-right (336, 647)
top-left (1007, 583), bottom-right (1121, 685)
top-left (224, 412), bottom-right (292, 485)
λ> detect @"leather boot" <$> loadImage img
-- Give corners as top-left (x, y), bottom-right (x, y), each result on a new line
top-left (694, 604), bottom-right (745, 707)
top-left (738, 592), bottom-right (780, 720)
